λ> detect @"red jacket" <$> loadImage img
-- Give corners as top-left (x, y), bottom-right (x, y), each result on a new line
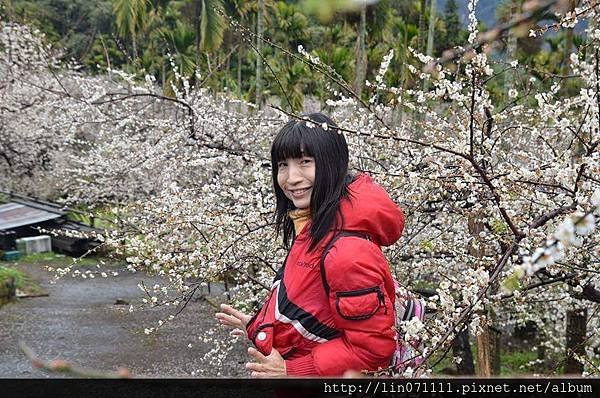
top-left (246, 174), bottom-right (404, 376)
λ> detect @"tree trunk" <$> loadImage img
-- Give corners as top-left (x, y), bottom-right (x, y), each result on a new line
top-left (418, 0), bottom-right (427, 53)
top-left (425, 0), bottom-right (437, 58)
top-left (563, 0), bottom-right (576, 76)
top-left (255, 0), bottom-right (264, 108)
top-left (565, 308), bottom-right (587, 374)
top-left (423, 0), bottom-right (437, 92)
top-left (353, 4), bottom-right (367, 97)
top-left (162, 50), bottom-right (166, 92)
top-left (132, 35), bottom-right (138, 63)
top-left (4, 0), bottom-right (14, 20)
top-left (195, 0), bottom-right (201, 68)
top-left (237, 40), bottom-right (243, 112)
top-left (504, 0), bottom-right (519, 92)
top-left (397, 27), bottom-right (409, 125)
top-left (468, 211), bottom-right (501, 376)
top-left (475, 313), bottom-right (501, 376)
top-left (491, 323), bottom-right (501, 375)
top-left (452, 328), bottom-right (475, 375)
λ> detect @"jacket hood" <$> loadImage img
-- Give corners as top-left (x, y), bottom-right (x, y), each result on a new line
top-left (338, 174), bottom-right (404, 247)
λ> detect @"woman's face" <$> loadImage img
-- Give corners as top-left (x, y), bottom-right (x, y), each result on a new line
top-left (277, 155), bottom-right (315, 209)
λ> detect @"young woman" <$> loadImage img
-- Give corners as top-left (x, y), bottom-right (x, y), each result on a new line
top-left (216, 113), bottom-right (404, 377)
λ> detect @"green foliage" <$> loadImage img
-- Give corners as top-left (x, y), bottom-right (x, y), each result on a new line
top-left (19, 252), bottom-right (66, 262)
top-left (199, 0), bottom-right (225, 51)
top-left (501, 267), bottom-right (524, 294)
top-left (314, 46), bottom-right (352, 82)
top-left (272, 59), bottom-right (309, 111)
top-left (0, 266), bottom-right (25, 287)
top-left (500, 349), bottom-right (539, 375)
top-left (83, 34), bottom-right (127, 72)
top-left (419, 239), bottom-right (435, 251)
top-left (6, 0), bottom-right (114, 61)
top-left (491, 218), bottom-right (509, 235)
top-left (113, 0), bottom-right (150, 39)
top-left (0, 266), bottom-right (40, 294)
top-left (430, 348), bottom-right (455, 375)
top-left (3, 0), bottom-right (586, 108)
top-left (18, 252), bottom-right (118, 268)
top-left (300, 0), bottom-right (357, 23)
top-left (438, 0), bottom-right (464, 53)
top-left (273, 1), bottom-right (309, 47)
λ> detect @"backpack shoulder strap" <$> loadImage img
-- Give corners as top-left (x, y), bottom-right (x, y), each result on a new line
top-left (319, 231), bottom-right (371, 295)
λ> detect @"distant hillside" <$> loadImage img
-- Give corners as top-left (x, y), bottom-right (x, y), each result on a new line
top-left (437, 0), bottom-right (586, 34)
top-left (438, 0), bottom-right (501, 29)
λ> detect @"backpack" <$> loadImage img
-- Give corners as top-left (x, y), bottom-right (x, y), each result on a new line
top-left (319, 231), bottom-right (426, 376)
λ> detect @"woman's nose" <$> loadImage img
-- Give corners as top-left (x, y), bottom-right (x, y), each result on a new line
top-left (287, 164), bottom-right (303, 183)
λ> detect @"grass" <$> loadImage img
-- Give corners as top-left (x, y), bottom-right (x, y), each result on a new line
top-left (0, 266), bottom-right (26, 287)
top-left (0, 265), bottom-right (41, 294)
top-left (500, 349), bottom-right (539, 375)
top-left (0, 251), bottom-right (126, 301)
top-left (1, 252), bottom-right (123, 296)
top-left (16, 252), bottom-right (122, 268)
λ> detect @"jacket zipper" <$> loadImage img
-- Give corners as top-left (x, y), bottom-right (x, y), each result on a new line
top-left (336, 286), bottom-right (387, 318)
top-left (336, 286), bottom-right (381, 297)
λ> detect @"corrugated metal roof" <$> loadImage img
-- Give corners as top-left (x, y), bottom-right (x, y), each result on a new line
top-left (0, 202), bottom-right (63, 230)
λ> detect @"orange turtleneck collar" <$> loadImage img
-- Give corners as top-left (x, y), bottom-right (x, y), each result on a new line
top-left (288, 208), bottom-right (311, 235)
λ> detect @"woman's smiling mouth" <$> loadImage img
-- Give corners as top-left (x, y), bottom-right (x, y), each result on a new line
top-left (288, 187), bottom-right (311, 197)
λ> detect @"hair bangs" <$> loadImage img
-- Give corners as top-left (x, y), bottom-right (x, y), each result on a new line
top-left (271, 121), bottom-right (315, 163)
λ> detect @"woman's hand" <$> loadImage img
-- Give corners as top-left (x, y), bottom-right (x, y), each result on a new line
top-left (215, 303), bottom-right (252, 338)
top-left (246, 347), bottom-right (286, 378)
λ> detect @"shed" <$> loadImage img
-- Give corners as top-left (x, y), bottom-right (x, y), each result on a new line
top-left (0, 193), bottom-right (101, 256)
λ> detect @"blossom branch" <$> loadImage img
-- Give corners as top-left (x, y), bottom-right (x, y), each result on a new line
top-left (91, 92), bottom-right (197, 138)
top-left (19, 341), bottom-right (132, 378)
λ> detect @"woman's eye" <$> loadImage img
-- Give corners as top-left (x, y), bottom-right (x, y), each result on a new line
top-left (301, 158), bottom-right (313, 165)
top-left (278, 162), bottom-right (287, 168)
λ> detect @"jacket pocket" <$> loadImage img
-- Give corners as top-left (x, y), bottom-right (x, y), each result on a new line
top-left (335, 286), bottom-right (386, 321)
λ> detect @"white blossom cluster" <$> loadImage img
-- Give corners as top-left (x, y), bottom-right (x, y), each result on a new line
top-left (520, 196), bottom-right (599, 276)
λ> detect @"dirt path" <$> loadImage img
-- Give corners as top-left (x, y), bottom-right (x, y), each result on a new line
top-left (0, 261), bottom-right (247, 378)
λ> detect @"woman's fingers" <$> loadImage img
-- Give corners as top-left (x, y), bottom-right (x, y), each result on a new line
top-left (245, 362), bottom-right (263, 372)
top-left (246, 349), bottom-right (268, 377)
top-left (247, 347), bottom-right (266, 361)
top-left (220, 304), bottom-right (251, 325)
top-left (246, 348), bottom-right (286, 378)
top-left (216, 313), bottom-right (242, 328)
top-left (216, 304), bottom-right (251, 337)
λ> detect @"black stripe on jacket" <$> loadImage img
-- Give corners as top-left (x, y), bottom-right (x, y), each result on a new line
top-left (277, 278), bottom-right (340, 341)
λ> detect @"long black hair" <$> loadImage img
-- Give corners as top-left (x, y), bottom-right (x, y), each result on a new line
top-left (271, 113), bottom-right (351, 251)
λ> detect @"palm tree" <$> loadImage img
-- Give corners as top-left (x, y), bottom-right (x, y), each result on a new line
top-left (161, 20), bottom-right (198, 95)
top-left (192, 0), bottom-right (226, 67)
top-left (113, 0), bottom-right (150, 60)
